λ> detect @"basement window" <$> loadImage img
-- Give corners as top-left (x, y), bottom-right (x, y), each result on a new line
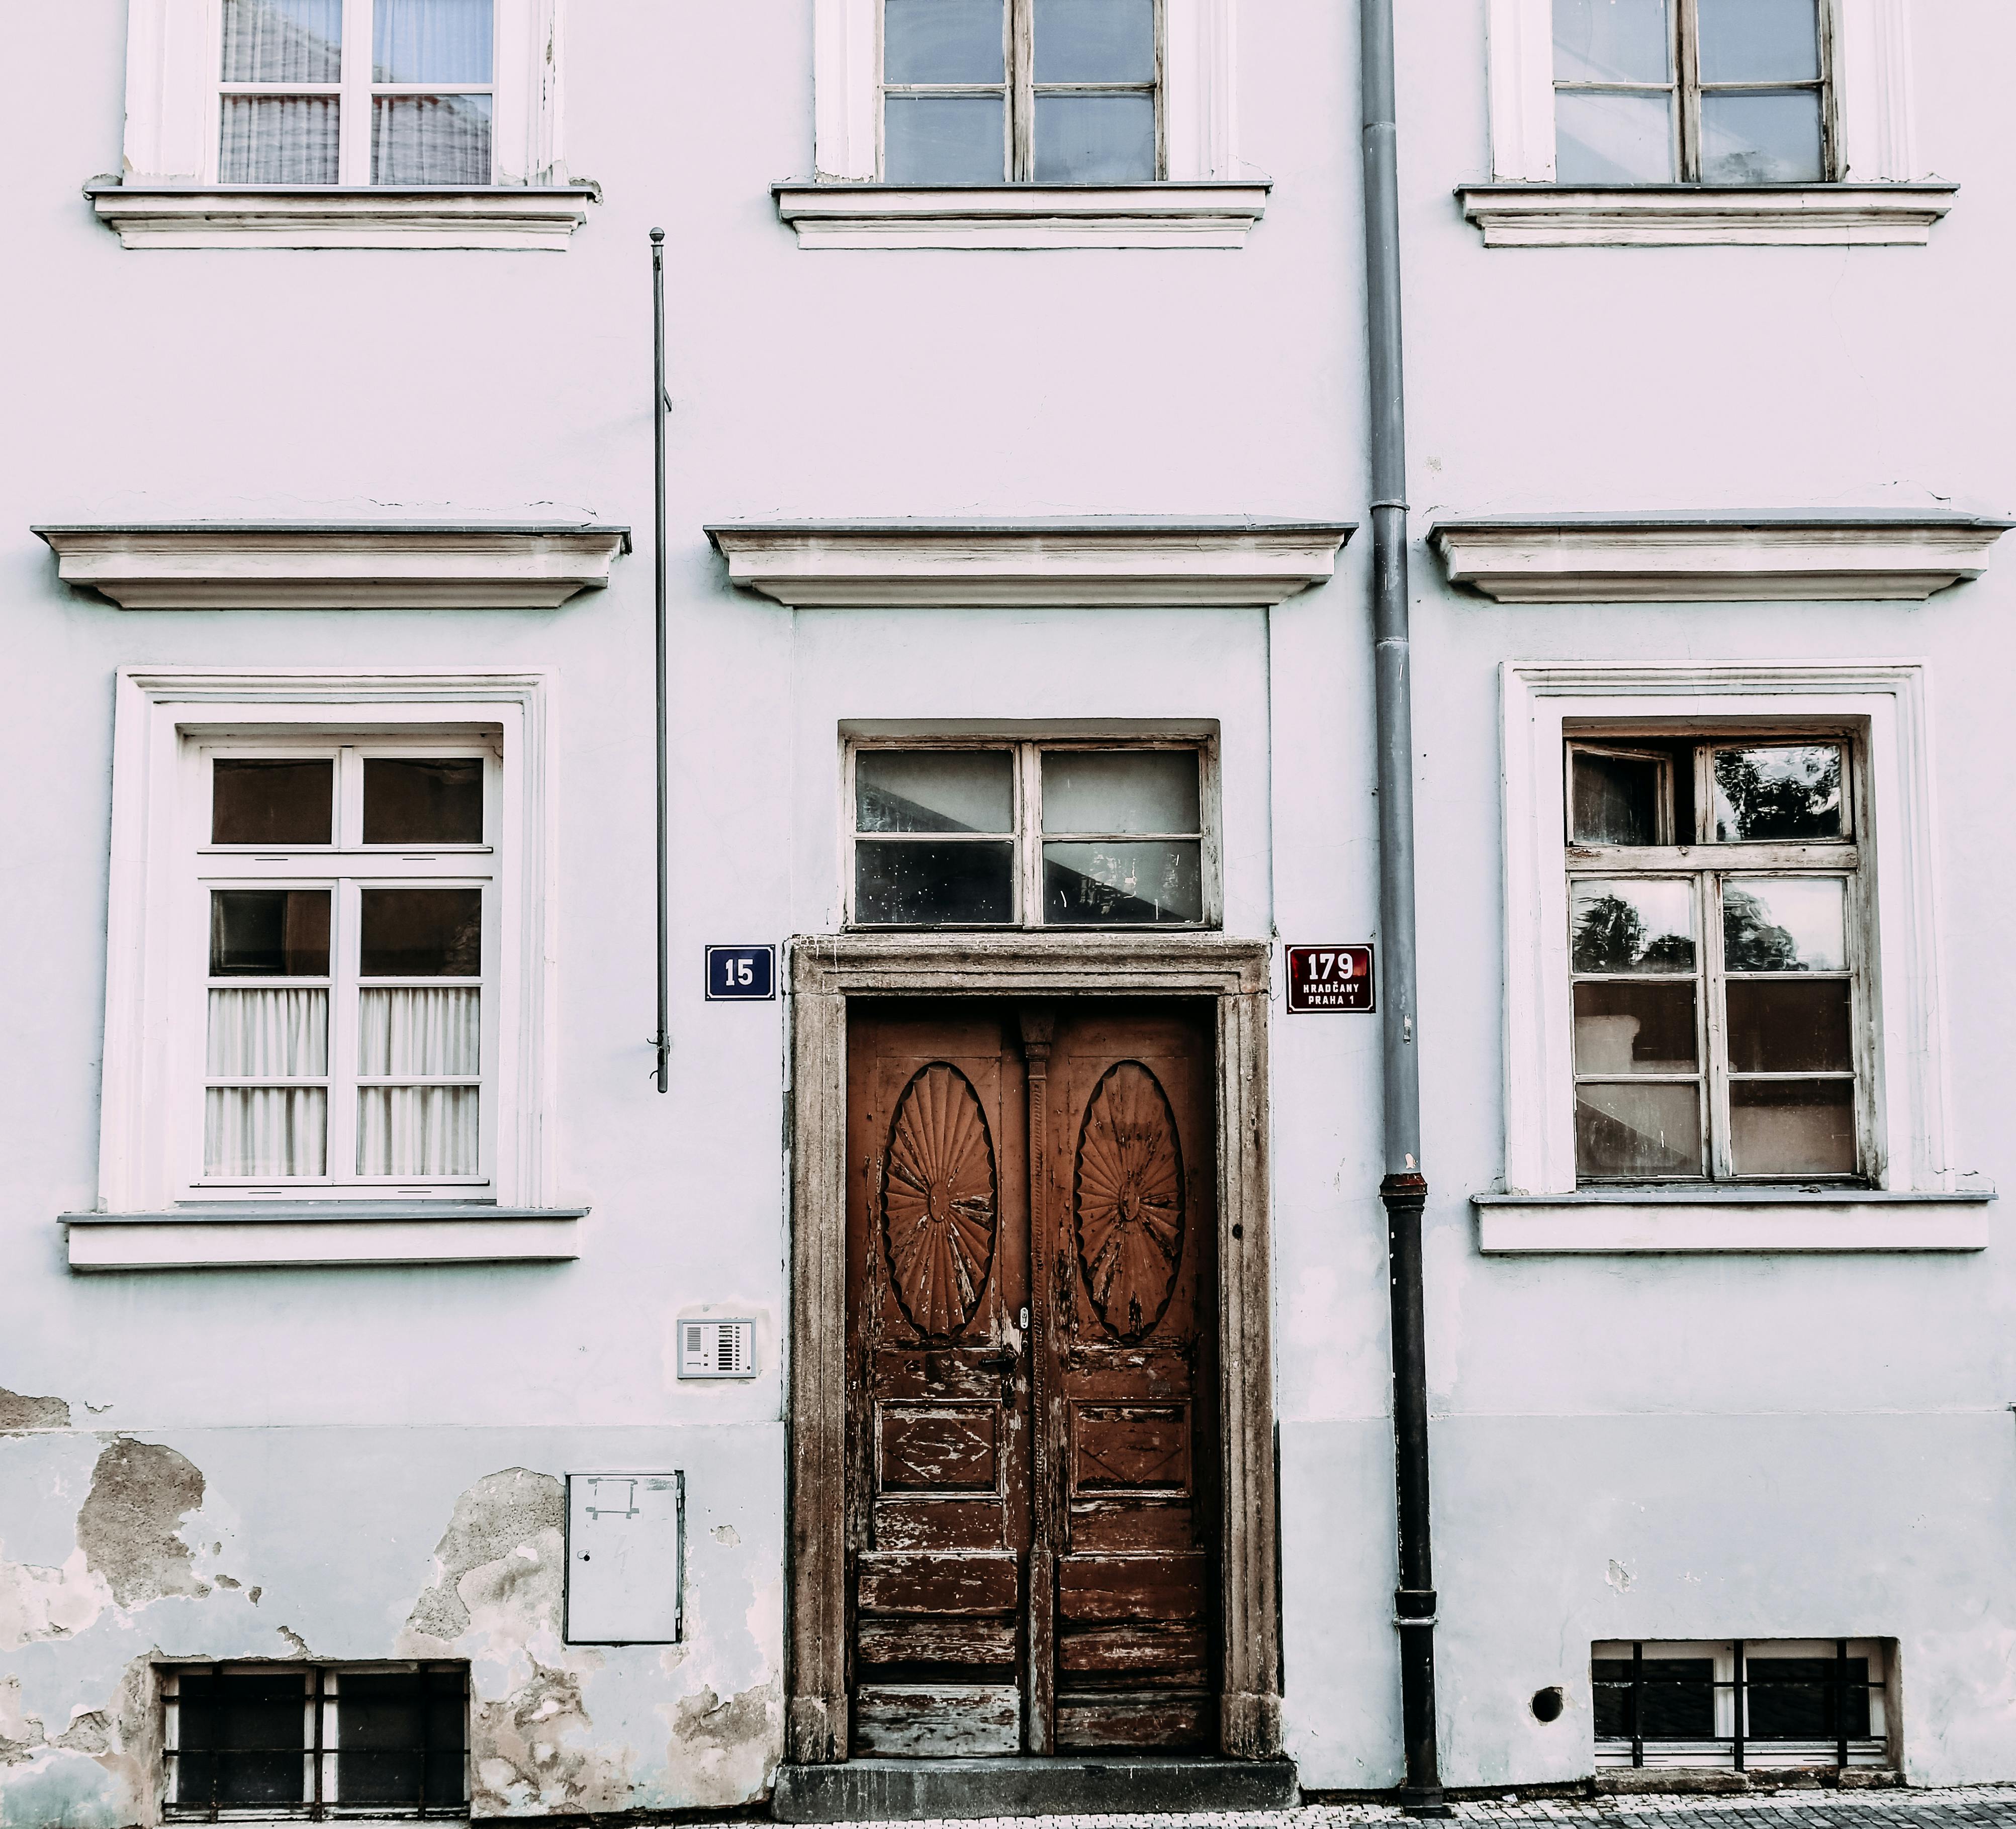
top-left (1593, 1639), bottom-right (1894, 1771)
top-left (162, 1664), bottom-right (468, 1818)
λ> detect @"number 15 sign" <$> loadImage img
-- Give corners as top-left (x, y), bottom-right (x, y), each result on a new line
top-left (1286, 944), bottom-right (1375, 1013)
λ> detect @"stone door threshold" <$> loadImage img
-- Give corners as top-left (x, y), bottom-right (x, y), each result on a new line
top-left (772, 1756), bottom-right (1300, 1822)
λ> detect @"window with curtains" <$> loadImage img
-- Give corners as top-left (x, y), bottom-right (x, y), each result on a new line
top-left (218, 0), bottom-right (496, 184)
top-left (197, 744), bottom-right (496, 1193)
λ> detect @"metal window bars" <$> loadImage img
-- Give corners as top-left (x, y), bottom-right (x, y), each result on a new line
top-left (163, 1662), bottom-right (469, 1820)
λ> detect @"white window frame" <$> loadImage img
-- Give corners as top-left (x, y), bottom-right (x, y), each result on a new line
top-left (98, 670), bottom-right (557, 1218)
top-left (1485, 661), bottom-right (1989, 1254)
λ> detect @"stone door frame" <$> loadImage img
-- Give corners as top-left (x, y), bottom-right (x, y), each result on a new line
top-left (784, 933), bottom-right (1279, 1766)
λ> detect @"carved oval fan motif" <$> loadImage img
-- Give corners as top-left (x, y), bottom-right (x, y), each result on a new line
top-left (881, 1063), bottom-right (999, 1341)
top-left (1073, 1060), bottom-right (1186, 1343)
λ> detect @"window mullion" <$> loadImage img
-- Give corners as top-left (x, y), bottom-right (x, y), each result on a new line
top-left (1153, 0), bottom-right (1167, 179)
top-left (1020, 744), bottom-right (1043, 927)
top-left (1011, 0), bottom-right (1035, 181)
top-left (340, 0), bottom-right (374, 184)
top-left (1702, 871), bottom-right (1731, 1178)
top-left (327, 879), bottom-right (362, 1184)
top-left (1675, 0), bottom-right (1702, 182)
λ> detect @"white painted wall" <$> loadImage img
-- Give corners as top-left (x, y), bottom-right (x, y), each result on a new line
top-left (2, 0), bottom-right (2013, 1815)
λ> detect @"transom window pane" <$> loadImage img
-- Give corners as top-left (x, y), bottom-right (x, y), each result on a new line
top-left (214, 759), bottom-right (334, 845)
top-left (858, 750), bottom-right (1014, 832)
top-left (1042, 749), bottom-right (1199, 834)
top-left (1043, 839), bottom-right (1203, 925)
top-left (1570, 747), bottom-right (1669, 846)
top-left (1712, 744), bottom-right (1845, 841)
top-left (856, 838), bottom-right (1017, 924)
top-left (363, 758), bottom-right (484, 844)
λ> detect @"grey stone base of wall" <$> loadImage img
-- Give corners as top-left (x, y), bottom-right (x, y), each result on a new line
top-left (771, 1756), bottom-right (1301, 1822)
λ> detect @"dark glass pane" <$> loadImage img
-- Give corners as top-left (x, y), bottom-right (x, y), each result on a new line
top-left (1573, 980), bottom-right (1698, 1074)
top-left (884, 0), bottom-right (1005, 81)
top-left (337, 1670), bottom-right (466, 1807)
top-left (1044, 840), bottom-right (1203, 924)
top-left (1730, 1078), bottom-right (1855, 1176)
top-left (1570, 880), bottom-right (1695, 974)
top-left (210, 891), bottom-right (331, 977)
top-left (1592, 1661), bottom-right (1633, 1738)
top-left (1747, 1657), bottom-right (1869, 1740)
top-left (363, 758), bottom-right (484, 844)
top-left (1042, 750), bottom-right (1199, 834)
top-left (214, 759), bottom-right (333, 845)
top-left (1571, 750), bottom-right (1662, 846)
top-left (359, 889), bottom-right (483, 977)
top-left (1034, 0), bottom-right (1155, 81)
top-left (857, 751), bottom-right (1014, 834)
top-left (1726, 979), bottom-right (1851, 1073)
top-left (1712, 745), bottom-right (1844, 841)
top-left (175, 1670), bottom-right (306, 1808)
top-left (1589, 1658), bottom-right (1716, 1739)
top-left (1576, 1083), bottom-right (1702, 1177)
top-left (856, 840), bottom-right (1015, 924)
top-left (884, 93), bottom-right (1006, 182)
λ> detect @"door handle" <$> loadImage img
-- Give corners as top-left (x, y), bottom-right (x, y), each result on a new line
top-left (974, 1350), bottom-right (1018, 1372)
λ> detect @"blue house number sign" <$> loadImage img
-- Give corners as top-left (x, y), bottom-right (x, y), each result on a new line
top-left (705, 945), bottom-right (776, 1002)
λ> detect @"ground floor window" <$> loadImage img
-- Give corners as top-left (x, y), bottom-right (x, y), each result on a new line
top-left (163, 1663), bottom-right (467, 1818)
top-left (1592, 1639), bottom-right (1892, 1770)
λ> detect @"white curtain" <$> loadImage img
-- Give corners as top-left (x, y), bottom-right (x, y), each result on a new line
top-left (371, 94), bottom-right (492, 184)
top-left (221, 95), bottom-right (340, 183)
top-left (357, 989), bottom-right (480, 1176)
top-left (222, 0), bottom-right (342, 82)
top-left (206, 990), bottom-right (329, 1177)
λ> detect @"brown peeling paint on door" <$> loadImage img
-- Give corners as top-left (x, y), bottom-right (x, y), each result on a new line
top-left (845, 1001), bottom-right (1218, 1758)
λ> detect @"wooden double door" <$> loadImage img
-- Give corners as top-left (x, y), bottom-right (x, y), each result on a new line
top-left (845, 1000), bottom-right (1219, 1757)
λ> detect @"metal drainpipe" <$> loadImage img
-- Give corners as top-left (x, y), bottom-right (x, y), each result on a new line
top-left (650, 228), bottom-right (672, 1095)
top-left (1359, 0), bottom-right (1448, 1814)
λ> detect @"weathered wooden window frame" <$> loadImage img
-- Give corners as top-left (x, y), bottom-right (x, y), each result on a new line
top-left (1566, 724), bottom-right (1873, 1186)
top-left (843, 735), bottom-right (1222, 931)
top-left (782, 933), bottom-right (1279, 1766)
top-left (879, 0), bottom-right (1167, 183)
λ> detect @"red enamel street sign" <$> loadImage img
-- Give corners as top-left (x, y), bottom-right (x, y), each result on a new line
top-left (1286, 944), bottom-right (1376, 1013)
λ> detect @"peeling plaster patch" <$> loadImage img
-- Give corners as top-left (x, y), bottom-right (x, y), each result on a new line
top-left (0, 1547), bottom-right (112, 1652)
top-left (711, 1524), bottom-right (740, 1548)
top-left (0, 1678), bottom-right (42, 1766)
top-left (661, 1678), bottom-right (781, 1810)
top-left (1607, 1557), bottom-right (1635, 1592)
top-left (277, 1625), bottom-right (311, 1656)
top-left (77, 1439), bottom-right (207, 1608)
top-left (0, 1392), bottom-right (71, 1433)
top-left (0, 1652), bottom-right (159, 1829)
top-left (247, 1586), bottom-right (262, 1604)
top-left (0, 1753), bottom-right (123, 1829)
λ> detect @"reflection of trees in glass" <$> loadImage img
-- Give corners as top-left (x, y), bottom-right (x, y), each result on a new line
top-left (1721, 888), bottom-right (1801, 970)
top-left (1571, 894), bottom-right (1696, 973)
top-left (1714, 747), bottom-right (1840, 840)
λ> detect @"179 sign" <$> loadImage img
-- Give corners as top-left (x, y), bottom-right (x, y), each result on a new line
top-left (1286, 944), bottom-right (1375, 1013)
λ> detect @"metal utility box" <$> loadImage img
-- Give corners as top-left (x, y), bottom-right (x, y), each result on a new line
top-left (564, 1471), bottom-right (684, 1644)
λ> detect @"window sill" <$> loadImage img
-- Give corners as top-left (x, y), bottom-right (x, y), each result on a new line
top-left (62, 1203), bottom-right (587, 1271)
top-left (1454, 182), bottom-right (1957, 247)
top-left (86, 182), bottom-right (599, 251)
top-left (1474, 1188), bottom-right (1992, 1255)
top-left (772, 180), bottom-right (1270, 250)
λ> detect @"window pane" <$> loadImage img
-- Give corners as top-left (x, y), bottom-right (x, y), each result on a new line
top-left (222, 0), bottom-right (342, 82)
top-left (884, 94), bottom-right (1006, 182)
top-left (885, 0), bottom-right (1005, 81)
top-left (1746, 1658), bottom-right (1870, 1740)
top-left (1571, 750), bottom-right (1663, 846)
top-left (858, 751), bottom-right (1014, 833)
top-left (1570, 879), bottom-right (1695, 973)
top-left (1701, 91), bottom-right (1823, 183)
top-left (1592, 1658), bottom-right (1719, 1739)
top-left (373, 0), bottom-right (493, 82)
top-left (335, 1670), bottom-right (466, 1808)
top-left (220, 95), bottom-right (340, 182)
top-left (359, 987), bottom-right (480, 1075)
top-left (206, 1087), bottom-right (327, 1177)
top-left (1573, 980), bottom-right (1697, 1074)
top-left (372, 92), bottom-right (493, 183)
top-left (173, 1671), bottom-right (308, 1807)
top-left (358, 1086), bottom-right (480, 1175)
top-left (1042, 750), bottom-right (1199, 834)
top-left (1696, 0), bottom-right (1819, 82)
top-left (1712, 744), bottom-right (1844, 841)
top-left (1043, 840), bottom-right (1203, 924)
top-left (1034, 92), bottom-right (1156, 181)
top-left (1576, 1082), bottom-right (1702, 1177)
top-left (208, 989), bottom-right (328, 1075)
top-left (857, 839), bottom-right (1015, 923)
top-left (363, 758), bottom-right (484, 844)
top-left (213, 759), bottom-right (333, 845)
top-left (359, 888), bottom-right (483, 977)
top-left (1726, 979), bottom-right (1851, 1073)
top-left (1722, 877), bottom-right (1845, 972)
top-left (1554, 90), bottom-right (1675, 182)
top-left (211, 890), bottom-right (331, 978)
top-left (1730, 1078), bottom-right (1855, 1175)
top-left (1034, 0), bottom-right (1155, 82)
top-left (1553, 0), bottom-right (1670, 83)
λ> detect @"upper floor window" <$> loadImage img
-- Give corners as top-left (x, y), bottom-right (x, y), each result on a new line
top-left (1552, 0), bottom-right (1833, 184)
top-left (882, 0), bottom-right (1162, 183)
top-left (218, 0), bottom-right (495, 184)
top-left (848, 741), bottom-right (1214, 928)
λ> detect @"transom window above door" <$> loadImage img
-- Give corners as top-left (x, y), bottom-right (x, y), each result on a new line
top-left (1552, 0), bottom-right (1833, 183)
top-left (218, 0), bottom-right (495, 184)
top-left (848, 742), bottom-right (1214, 928)
top-left (882, 0), bottom-right (1163, 183)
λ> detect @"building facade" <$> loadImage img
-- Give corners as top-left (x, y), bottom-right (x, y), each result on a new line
top-left (3, 0), bottom-right (2013, 1821)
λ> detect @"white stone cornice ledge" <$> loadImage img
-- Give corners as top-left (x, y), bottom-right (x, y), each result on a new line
top-left (34, 521), bottom-right (631, 609)
top-left (772, 181), bottom-right (1270, 249)
top-left (1428, 512), bottom-right (2011, 603)
top-left (86, 183), bottom-right (600, 250)
top-left (705, 517), bottom-right (1355, 607)
top-left (63, 1204), bottom-right (587, 1271)
top-left (1455, 182), bottom-right (1957, 247)
top-left (1475, 1189), bottom-right (1992, 1255)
